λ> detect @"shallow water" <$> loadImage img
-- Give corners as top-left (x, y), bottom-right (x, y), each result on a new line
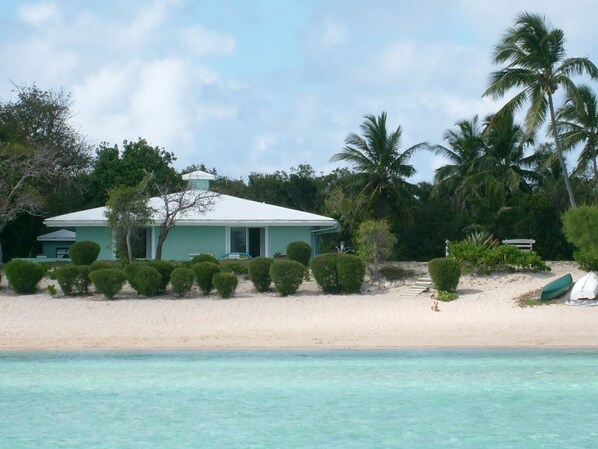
top-left (1, 350), bottom-right (597, 448)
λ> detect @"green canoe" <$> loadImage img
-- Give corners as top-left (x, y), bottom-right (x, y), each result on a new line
top-left (540, 273), bottom-right (573, 301)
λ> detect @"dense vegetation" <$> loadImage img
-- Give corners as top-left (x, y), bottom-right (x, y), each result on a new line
top-left (1, 12), bottom-right (596, 266)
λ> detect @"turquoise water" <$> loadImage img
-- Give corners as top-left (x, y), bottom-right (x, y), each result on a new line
top-left (1, 350), bottom-right (598, 448)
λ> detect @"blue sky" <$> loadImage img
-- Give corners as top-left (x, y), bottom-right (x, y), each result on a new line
top-left (1, 0), bottom-right (598, 181)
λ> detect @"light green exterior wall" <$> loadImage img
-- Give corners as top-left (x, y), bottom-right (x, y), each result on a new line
top-left (42, 241), bottom-right (73, 258)
top-left (154, 226), bottom-right (226, 260)
top-left (76, 227), bottom-right (114, 260)
top-left (267, 226), bottom-right (312, 256)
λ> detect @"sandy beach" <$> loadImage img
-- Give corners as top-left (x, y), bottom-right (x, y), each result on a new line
top-left (0, 262), bottom-right (596, 350)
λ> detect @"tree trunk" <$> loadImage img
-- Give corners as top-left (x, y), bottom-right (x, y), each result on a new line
top-left (126, 227), bottom-right (133, 263)
top-left (155, 234), bottom-right (167, 260)
top-left (548, 94), bottom-right (577, 208)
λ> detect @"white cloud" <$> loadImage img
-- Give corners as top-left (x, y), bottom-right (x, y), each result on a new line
top-left (319, 19), bottom-right (349, 49)
top-left (180, 25), bottom-right (235, 56)
top-left (17, 2), bottom-right (57, 25)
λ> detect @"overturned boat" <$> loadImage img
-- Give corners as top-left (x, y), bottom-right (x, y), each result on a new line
top-left (571, 272), bottom-right (598, 301)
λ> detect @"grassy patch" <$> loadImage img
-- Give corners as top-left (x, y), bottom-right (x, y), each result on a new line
top-left (514, 288), bottom-right (556, 307)
top-left (431, 290), bottom-right (458, 302)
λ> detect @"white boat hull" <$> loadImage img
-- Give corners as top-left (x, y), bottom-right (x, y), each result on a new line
top-left (571, 271), bottom-right (598, 301)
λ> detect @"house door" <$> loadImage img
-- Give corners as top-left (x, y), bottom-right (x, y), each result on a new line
top-left (248, 228), bottom-right (264, 258)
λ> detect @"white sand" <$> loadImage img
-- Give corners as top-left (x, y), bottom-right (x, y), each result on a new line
top-left (0, 262), bottom-right (596, 350)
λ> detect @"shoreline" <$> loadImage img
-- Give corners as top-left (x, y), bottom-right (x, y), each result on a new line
top-left (2, 261), bottom-right (596, 351)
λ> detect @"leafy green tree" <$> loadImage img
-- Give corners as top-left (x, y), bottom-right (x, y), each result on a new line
top-left (483, 12), bottom-right (598, 207)
top-left (557, 85), bottom-right (598, 181)
top-left (355, 220), bottom-right (397, 281)
top-left (0, 84), bottom-right (91, 262)
top-left (105, 180), bottom-right (154, 263)
top-left (562, 205), bottom-right (598, 257)
top-left (330, 112), bottom-right (420, 219)
top-left (88, 138), bottom-right (181, 206)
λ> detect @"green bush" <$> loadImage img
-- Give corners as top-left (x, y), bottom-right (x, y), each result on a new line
top-left (131, 265), bottom-right (161, 297)
top-left (310, 253), bottom-right (340, 293)
top-left (574, 249), bottom-right (598, 272)
top-left (146, 260), bottom-right (174, 292)
top-left (68, 240), bottom-right (101, 265)
top-left (248, 257), bottom-right (274, 292)
top-left (429, 258), bottom-right (461, 292)
top-left (53, 265), bottom-right (90, 295)
top-left (310, 253), bottom-right (365, 294)
top-left (269, 260), bottom-right (305, 296)
top-left (89, 269), bottom-right (127, 299)
top-left (191, 254), bottom-right (219, 265)
top-left (170, 267), bottom-right (195, 297)
top-left (336, 254), bottom-right (365, 293)
top-left (89, 260), bottom-right (122, 272)
top-left (562, 205), bottom-right (598, 258)
top-left (449, 242), bottom-right (550, 274)
top-left (220, 261), bottom-right (249, 275)
top-left (213, 272), bottom-right (238, 299)
top-left (4, 260), bottom-right (44, 294)
top-left (124, 263), bottom-right (143, 292)
top-left (193, 262), bottom-right (221, 295)
top-left (432, 290), bottom-right (459, 302)
top-left (286, 241), bottom-right (312, 267)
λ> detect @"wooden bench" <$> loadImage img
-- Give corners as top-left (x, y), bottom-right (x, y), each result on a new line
top-left (502, 239), bottom-right (535, 252)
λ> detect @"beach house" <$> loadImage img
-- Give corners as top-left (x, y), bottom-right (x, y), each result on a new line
top-left (43, 170), bottom-right (339, 260)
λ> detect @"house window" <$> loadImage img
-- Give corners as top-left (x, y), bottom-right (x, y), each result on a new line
top-left (56, 248), bottom-right (70, 258)
top-left (230, 227), bottom-right (247, 253)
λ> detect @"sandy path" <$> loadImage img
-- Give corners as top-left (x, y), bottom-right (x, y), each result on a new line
top-left (1, 262), bottom-right (595, 350)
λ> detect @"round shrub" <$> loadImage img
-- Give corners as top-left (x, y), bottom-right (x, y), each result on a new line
top-left (53, 265), bottom-right (90, 295)
top-left (68, 240), bottom-right (100, 265)
top-left (170, 267), bottom-right (195, 297)
top-left (269, 260), bottom-right (305, 296)
top-left (310, 253), bottom-right (340, 293)
top-left (336, 254), bottom-right (365, 293)
top-left (146, 260), bottom-right (174, 292)
top-left (213, 272), bottom-right (238, 299)
top-left (248, 257), bottom-right (274, 292)
top-left (192, 262), bottom-right (221, 295)
top-left (191, 254), bottom-right (219, 265)
top-left (89, 260), bottom-right (122, 272)
top-left (131, 265), bottom-right (161, 297)
top-left (89, 269), bottom-right (127, 299)
top-left (428, 257), bottom-right (461, 292)
top-left (4, 260), bottom-right (44, 294)
top-left (286, 241), bottom-right (312, 267)
top-left (124, 263), bottom-right (143, 292)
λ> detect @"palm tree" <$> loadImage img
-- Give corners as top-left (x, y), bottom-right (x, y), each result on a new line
top-left (483, 12), bottom-right (598, 207)
top-left (330, 112), bottom-right (418, 219)
top-left (481, 111), bottom-right (538, 193)
top-left (557, 85), bottom-right (598, 180)
top-left (433, 116), bottom-right (486, 202)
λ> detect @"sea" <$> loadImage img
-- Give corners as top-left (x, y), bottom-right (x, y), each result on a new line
top-left (1, 349), bottom-right (597, 449)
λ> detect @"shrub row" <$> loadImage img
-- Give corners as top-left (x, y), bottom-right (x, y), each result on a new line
top-left (449, 242), bottom-right (550, 274)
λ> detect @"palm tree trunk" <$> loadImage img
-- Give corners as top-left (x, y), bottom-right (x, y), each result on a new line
top-left (126, 227), bottom-right (133, 263)
top-left (548, 94), bottom-right (577, 208)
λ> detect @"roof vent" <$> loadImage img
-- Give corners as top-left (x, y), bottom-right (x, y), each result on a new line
top-left (181, 170), bottom-right (216, 191)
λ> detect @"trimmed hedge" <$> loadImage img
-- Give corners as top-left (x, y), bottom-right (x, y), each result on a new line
top-left (124, 264), bottom-right (143, 292)
top-left (213, 272), bottom-right (238, 299)
top-left (146, 260), bottom-right (174, 293)
top-left (170, 267), bottom-right (195, 297)
top-left (449, 242), bottom-right (550, 273)
top-left (131, 265), bottom-right (162, 297)
top-left (89, 269), bottom-right (127, 299)
top-left (68, 240), bottom-right (100, 265)
top-left (269, 260), bottom-right (305, 296)
top-left (53, 265), bottom-right (90, 295)
top-left (191, 254), bottom-right (219, 265)
top-left (336, 254), bottom-right (366, 294)
top-left (193, 262), bottom-right (221, 295)
top-left (286, 241), bottom-right (311, 267)
top-left (248, 257), bottom-right (274, 292)
top-left (4, 260), bottom-right (44, 294)
top-left (428, 258), bottom-right (461, 292)
top-left (310, 253), bottom-right (365, 294)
